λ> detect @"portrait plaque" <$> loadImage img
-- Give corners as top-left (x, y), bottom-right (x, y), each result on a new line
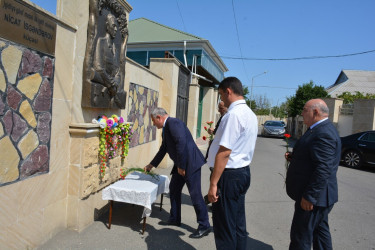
top-left (82, 0), bottom-right (128, 109)
top-left (0, 0), bottom-right (56, 55)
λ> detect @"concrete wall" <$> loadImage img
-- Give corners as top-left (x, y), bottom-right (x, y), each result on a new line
top-left (323, 98), bottom-right (343, 128)
top-left (0, 0), bottom-right (77, 247)
top-left (352, 99), bottom-right (375, 134)
top-left (337, 115), bottom-right (353, 137)
top-left (187, 76), bottom-right (200, 136)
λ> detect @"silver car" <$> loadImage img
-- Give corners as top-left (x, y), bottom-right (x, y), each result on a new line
top-left (261, 120), bottom-right (286, 138)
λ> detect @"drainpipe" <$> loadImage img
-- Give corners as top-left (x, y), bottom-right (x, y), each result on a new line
top-left (191, 72), bottom-right (213, 83)
top-left (183, 41), bottom-right (188, 67)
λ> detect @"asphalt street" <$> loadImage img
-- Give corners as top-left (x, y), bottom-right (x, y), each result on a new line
top-left (38, 134), bottom-right (375, 250)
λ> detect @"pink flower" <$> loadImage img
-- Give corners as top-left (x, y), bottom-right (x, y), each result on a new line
top-left (107, 119), bottom-right (114, 128)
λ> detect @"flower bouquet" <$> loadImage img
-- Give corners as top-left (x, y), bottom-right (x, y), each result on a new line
top-left (120, 167), bottom-right (159, 181)
top-left (202, 121), bottom-right (214, 141)
top-left (92, 115), bottom-right (133, 178)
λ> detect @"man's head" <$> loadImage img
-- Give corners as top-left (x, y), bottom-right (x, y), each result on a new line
top-left (301, 99), bottom-right (329, 127)
top-left (106, 14), bottom-right (117, 39)
top-left (218, 77), bottom-right (244, 107)
top-left (218, 101), bottom-right (227, 116)
top-left (150, 107), bottom-right (168, 129)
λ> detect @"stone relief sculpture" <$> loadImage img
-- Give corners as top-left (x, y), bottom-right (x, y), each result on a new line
top-left (82, 0), bottom-right (129, 109)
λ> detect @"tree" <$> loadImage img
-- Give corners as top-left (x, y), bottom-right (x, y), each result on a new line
top-left (287, 81), bottom-right (328, 117)
top-left (243, 86), bottom-right (257, 109)
top-left (337, 91), bottom-right (375, 104)
top-left (254, 94), bottom-right (271, 110)
top-left (271, 102), bottom-right (288, 118)
top-left (250, 94), bottom-right (271, 115)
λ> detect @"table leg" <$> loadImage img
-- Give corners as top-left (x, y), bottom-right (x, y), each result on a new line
top-left (160, 193), bottom-right (164, 211)
top-left (142, 217), bottom-right (146, 235)
top-left (108, 200), bottom-right (113, 229)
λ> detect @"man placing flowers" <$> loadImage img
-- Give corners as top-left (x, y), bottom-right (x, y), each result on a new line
top-left (144, 107), bottom-right (211, 238)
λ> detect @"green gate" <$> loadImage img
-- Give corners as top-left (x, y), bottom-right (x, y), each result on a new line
top-left (196, 86), bottom-right (204, 138)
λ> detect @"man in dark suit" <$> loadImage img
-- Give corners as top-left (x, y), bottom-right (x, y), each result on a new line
top-left (285, 99), bottom-right (341, 250)
top-left (144, 107), bottom-right (211, 238)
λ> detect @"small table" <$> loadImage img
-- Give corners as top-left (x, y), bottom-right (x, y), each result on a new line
top-left (102, 172), bottom-right (170, 234)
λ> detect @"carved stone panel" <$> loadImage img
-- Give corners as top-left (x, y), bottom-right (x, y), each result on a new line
top-left (82, 0), bottom-right (129, 109)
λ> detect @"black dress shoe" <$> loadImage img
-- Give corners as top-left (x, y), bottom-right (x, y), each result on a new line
top-left (159, 219), bottom-right (181, 226)
top-left (189, 227), bottom-right (211, 238)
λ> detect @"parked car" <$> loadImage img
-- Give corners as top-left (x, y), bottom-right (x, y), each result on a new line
top-left (261, 120), bottom-right (286, 138)
top-left (341, 131), bottom-right (375, 168)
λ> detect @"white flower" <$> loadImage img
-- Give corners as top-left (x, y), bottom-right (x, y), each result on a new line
top-left (99, 120), bottom-right (107, 128)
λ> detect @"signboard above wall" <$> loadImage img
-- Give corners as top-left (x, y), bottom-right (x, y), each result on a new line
top-left (0, 0), bottom-right (57, 55)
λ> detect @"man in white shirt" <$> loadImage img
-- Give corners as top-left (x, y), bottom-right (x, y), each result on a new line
top-left (207, 77), bottom-right (258, 250)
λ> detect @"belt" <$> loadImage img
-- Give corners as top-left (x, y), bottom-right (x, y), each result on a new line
top-left (223, 165), bottom-right (249, 171)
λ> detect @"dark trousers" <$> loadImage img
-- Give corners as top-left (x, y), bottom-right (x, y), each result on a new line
top-left (290, 202), bottom-right (334, 250)
top-left (169, 168), bottom-right (210, 230)
top-left (212, 166), bottom-right (250, 250)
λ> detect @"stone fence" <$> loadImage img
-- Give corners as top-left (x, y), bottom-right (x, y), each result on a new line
top-left (286, 98), bottom-right (375, 139)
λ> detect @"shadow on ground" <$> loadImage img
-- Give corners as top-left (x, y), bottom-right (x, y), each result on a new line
top-left (96, 199), bottom-right (273, 250)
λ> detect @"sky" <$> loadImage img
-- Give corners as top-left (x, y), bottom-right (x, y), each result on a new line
top-left (31, 0), bottom-right (375, 106)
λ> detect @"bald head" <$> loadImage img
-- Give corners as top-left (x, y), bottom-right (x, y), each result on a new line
top-left (302, 99), bottom-right (329, 127)
top-left (306, 99), bottom-right (329, 115)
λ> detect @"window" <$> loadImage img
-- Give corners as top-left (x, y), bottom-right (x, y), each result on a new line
top-left (359, 133), bottom-right (375, 142)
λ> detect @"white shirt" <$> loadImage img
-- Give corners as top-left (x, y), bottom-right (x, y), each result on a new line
top-left (207, 99), bottom-right (258, 169)
top-left (310, 117), bottom-right (328, 129)
top-left (163, 116), bottom-right (169, 127)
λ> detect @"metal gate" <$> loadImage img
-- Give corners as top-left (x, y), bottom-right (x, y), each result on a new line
top-left (176, 65), bottom-right (190, 125)
top-left (197, 86), bottom-right (204, 138)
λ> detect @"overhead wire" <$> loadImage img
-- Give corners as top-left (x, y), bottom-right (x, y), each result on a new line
top-left (175, 0), bottom-right (187, 32)
top-left (252, 85), bottom-right (297, 90)
top-left (217, 49), bottom-right (375, 61)
top-left (231, 0), bottom-right (251, 84)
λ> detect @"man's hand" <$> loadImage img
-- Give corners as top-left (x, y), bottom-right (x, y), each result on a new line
top-left (285, 152), bottom-right (292, 161)
top-left (177, 168), bottom-right (185, 177)
top-left (208, 184), bottom-right (219, 203)
top-left (301, 197), bottom-right (313, 211)
top-left (144, 164), bottom-right (154, 172)
top-left (207, 128), bottom-right (214, 135)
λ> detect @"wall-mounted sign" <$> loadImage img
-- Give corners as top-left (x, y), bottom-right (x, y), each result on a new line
top-left (0, 0), bottom-right (56, 55)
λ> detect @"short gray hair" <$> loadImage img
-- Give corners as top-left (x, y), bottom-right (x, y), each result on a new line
top-left (151, 107), bottom-right (168, 118)
top-left (311, 102), bottom-right (329, 115)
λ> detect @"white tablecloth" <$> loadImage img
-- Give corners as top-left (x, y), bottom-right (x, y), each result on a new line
top-left (102, 172), bottom-right (170, 217)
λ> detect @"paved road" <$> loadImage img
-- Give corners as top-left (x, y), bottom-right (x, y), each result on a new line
top-left (39, 135), bottom-right (375, 249)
